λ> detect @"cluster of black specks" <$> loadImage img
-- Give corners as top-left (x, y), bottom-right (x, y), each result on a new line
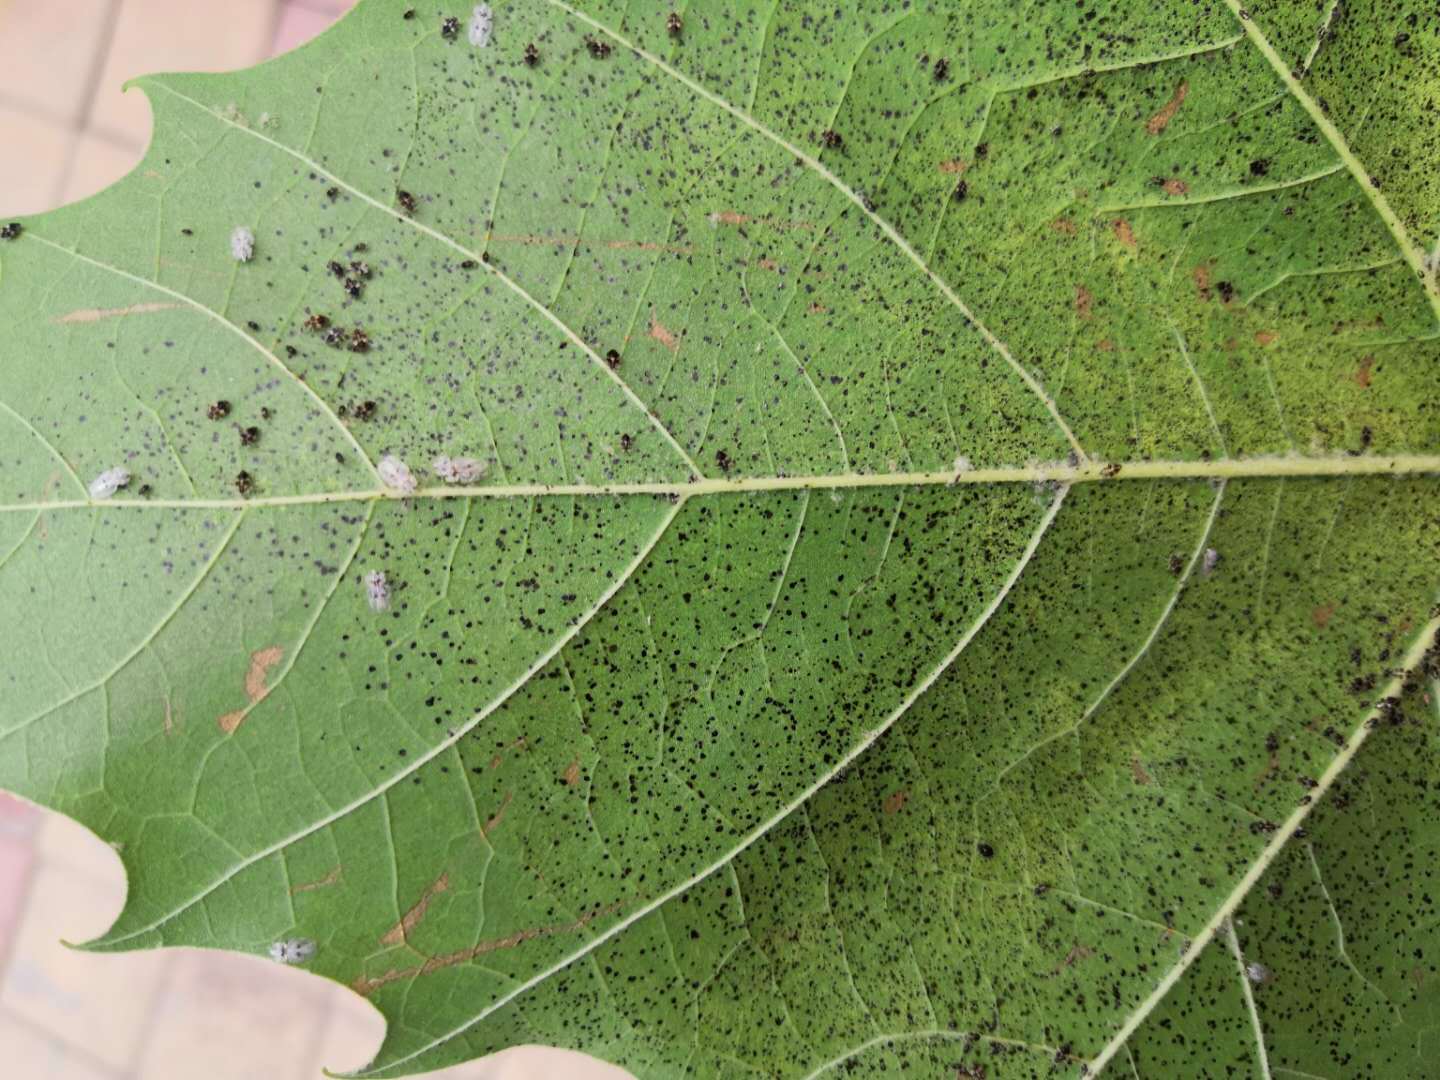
top-left (585, 36), bottom-right (612, 59)
top-left (441, 15), bottom-right (460, 40)
top-left (0, 222), bottom-right (20, 240)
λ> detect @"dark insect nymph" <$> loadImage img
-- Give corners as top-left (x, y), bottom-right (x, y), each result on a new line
top-left (397, 190), bottom-right (417, 215)
top-left (441, 16), bottom-right (460, 40)
top-left (933, 57), bottom-right (949, 81)
top-left (604, 348), bottom-right (621, 369)
top-left (328, 260), bottom-right (346, 278)
top-left (820, 129), bottom-right (843, 149)
top-left (349, 328), bottom-right (371, 353)
top-left (666, 11), bottom-right (682, 35)
top-left (344, 277), bottom-right (364, 299)
top-left (239, 426), bottom-right (260, 447)
top-left (207, 400), bottom-right (231, 420)
top-left (0, 222), bottom-right (21, 241)
top-left (304, 313), bottom-right (331, 332)
top-left (234, 471), bottom-right (254, 496)
top-left (585, 36), bottom-right (612, 59)
top-left (523, 42), bottom-right (540, 66)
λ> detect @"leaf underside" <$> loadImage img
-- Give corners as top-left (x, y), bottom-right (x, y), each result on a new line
top-left (1, 2), bottom-right (1438, 1077)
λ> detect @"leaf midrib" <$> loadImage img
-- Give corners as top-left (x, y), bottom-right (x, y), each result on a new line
top-left (3, 454), bottom-right (1437, 515)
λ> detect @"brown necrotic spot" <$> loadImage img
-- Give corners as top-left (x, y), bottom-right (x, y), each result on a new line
top-left (1146, 81), bottom-right (1189, 135)
top-left (380, 872), bottom-right (450, 946)
top-left (217, 645), bottom-right (285, 734)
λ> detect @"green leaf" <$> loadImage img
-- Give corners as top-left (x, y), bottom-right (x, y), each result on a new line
top-left (1, 2), bottom-right (1437, 1077)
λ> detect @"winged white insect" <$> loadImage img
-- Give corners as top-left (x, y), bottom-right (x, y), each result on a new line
top-left (365, 570), bottom-right (390, 612)
top-left (468, 4), bottom-right (494, 46)
top-left (377, 454), bottom-right (417, 494)
top-left (230, 225), bottom-right (255, 262)
top-left (433, 455), bottom-right (487, 485)
top-left (88, 467), bottom-right (130, 499)
top-left (268, 938), bottom-right (315, 965)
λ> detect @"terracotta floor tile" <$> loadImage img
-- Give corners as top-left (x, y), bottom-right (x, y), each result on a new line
top-left (0, 856), bottom-right (168, 1071)
top-left (0, 102), bottom-right (71, 217)
top-left (0, 0), bottom-right (118, 125)
top-left (88, 0), bottom-right (277, 147)
top-left (0, 1010), bottom-right (118, 1080)
top-left (57, 131), bottom-right (144, 207)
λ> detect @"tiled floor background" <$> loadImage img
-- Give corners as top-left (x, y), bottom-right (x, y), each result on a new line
top-left (0, 2), bottom-right (627, 1078)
